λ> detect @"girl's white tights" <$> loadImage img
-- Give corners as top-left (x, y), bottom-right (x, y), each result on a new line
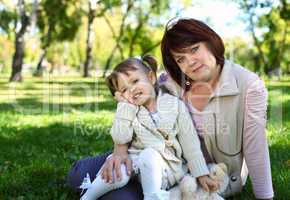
top-left (80, 164), bottom-right (130, 200)
top-left (80, 148), bottom-right (170, 200)
top-left (138, 148), bottom-right (170, 200)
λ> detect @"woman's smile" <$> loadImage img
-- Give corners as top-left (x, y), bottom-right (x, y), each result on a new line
top-left (192, 64), bottom-right (205, 73)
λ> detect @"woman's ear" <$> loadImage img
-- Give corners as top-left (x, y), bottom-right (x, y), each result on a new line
top-left (148, 71), bottom-right (157, 85)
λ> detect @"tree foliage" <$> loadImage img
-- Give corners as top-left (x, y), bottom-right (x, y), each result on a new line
top-left (239, 0), bottom-right (290, 74)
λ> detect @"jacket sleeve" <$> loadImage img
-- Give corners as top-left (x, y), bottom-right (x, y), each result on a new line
top-left (110, 102), bottom-right (137, 145)
top-left (177, 100), bottom-right (209, 177)
top-left (243, 77), bottom-right (274, 199)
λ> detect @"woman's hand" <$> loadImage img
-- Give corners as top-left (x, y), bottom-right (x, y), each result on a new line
top-left (197, 175), bottom-right (219, 192)
top-left (101, 144), bottom-right (132, 183)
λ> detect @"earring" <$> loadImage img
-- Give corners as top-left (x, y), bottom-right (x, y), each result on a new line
top-left (185, 81), bottom-right (190, 86)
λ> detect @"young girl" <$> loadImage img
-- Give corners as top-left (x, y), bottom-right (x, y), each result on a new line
top-left (80, 55), bottom-right (218, 200)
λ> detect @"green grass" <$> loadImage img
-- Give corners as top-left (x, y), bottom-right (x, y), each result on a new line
top-left (0, 75), bottom-right (289, 200)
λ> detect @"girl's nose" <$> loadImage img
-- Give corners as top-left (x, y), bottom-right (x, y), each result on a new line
top-left (129, 85), bottom-right (135, 93)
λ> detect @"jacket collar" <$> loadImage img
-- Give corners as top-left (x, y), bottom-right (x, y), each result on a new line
top-left (211, 60), bottom-right (239, 98)
top-left (136, 92), bottom-right (178, 132)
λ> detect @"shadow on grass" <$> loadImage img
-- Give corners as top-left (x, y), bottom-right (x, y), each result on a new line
top-left (0, 122), bottom-right (113, 199)
top-left (0, 83), bottom-right (110, 98)
top-left (0, 97), bottom-right (116, 114)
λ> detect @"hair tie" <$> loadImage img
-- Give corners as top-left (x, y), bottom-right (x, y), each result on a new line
top-left (134, 55), bottom-right (152, 71)
top-left (134, 55), bottom-right (142, 60)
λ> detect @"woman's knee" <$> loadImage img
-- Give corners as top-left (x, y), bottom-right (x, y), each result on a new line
top-left (99, 178), bottom-right (143, 200)
top-left (66, 152), bottom-right (111, 191)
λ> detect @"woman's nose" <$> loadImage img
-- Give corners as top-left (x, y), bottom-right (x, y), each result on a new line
top-left (187, 55), bottom-right (197, 67)
top-left (188, 57), bottom-right (197, 68)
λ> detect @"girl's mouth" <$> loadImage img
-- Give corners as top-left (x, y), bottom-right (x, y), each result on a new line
top-left (133, 92), bottom-right (142, 99)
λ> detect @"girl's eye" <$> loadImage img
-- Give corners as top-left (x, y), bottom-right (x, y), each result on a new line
top-left (121, 88), bottom-right (127, 93)
top-left (191, 46), bottom-right (199, 53)
top-left (133, 79), bottom-right (138, 83)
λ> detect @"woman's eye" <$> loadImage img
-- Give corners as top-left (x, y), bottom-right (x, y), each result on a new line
top-left (133, 79), bottom-right (138, 83)
top-left (121, 88), bottom-right (127, 93)
top-left (176, 57), bottom-right (184, 64)
top-left (191, 46), bottom-right (199, 53)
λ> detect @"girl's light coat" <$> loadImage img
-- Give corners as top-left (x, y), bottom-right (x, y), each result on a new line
top-left (110, 91), bottom-right (209, 186)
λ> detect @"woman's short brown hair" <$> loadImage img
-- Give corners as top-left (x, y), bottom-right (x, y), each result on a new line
top-left (161, 18), bottom-right (225, 90)
top-left (106, 55), bottom-right (158, 96)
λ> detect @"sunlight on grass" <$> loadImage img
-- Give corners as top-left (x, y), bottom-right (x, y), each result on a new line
top-left (0, 76), bottom-right (289, 199)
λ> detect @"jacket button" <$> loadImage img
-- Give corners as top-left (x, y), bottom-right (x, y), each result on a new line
top-left (231, 176), bottom-right (237, 182)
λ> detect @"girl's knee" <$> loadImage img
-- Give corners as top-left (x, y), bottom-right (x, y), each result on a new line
top-left (113, 164), bottom-right (131, 189)
top-left (139, 148), bottom-right (161, 161)
top-left (138, 148), bottom-right (163, 169)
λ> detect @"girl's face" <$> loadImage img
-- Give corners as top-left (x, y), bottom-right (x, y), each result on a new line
top-left (171, 42), bottom-right (218, 83)
top-left (116, 67), bottom-right (156, 107)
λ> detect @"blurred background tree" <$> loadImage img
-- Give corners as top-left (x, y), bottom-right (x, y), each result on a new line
top-left (0, 0), bottom-right (289, 81)
top-left (238, 0), bottom-right (289, 75)
top-left (0, 0), bottom-right (32, 81)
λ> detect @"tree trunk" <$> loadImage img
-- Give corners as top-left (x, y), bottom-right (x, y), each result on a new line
top-left (102, 1), bottom-right (133, 77)
top-left (33, 47), bottom-right (48, 76)
top-left (242, 0), bottom-right (267, 74)
top-left (34, 25), bottom-right (52, 77)
top-left (9, 0), bottom-right (29, 82)
top-left (83, 4), bottom-right (95, 77)
top-left (102, 45), bottom-right (118, 77)
top-left (10, 37), bottom-right (25, 82)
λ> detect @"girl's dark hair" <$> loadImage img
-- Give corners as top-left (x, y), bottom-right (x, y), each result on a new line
top-left (161, 18), bottom-right (225, 91)
top-left (106, 55), bottom-right (158, 96)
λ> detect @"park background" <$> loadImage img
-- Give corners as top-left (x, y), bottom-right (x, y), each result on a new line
top-left (0, 0), bottom-right (289, 199)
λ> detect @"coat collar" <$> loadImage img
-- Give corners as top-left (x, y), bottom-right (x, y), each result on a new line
top-left (210, 60), bottom-right (239, 98)
top-left (136, 92), bottom-right (178, 132)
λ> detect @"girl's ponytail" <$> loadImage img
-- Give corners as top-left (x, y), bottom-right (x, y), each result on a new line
top-left (141, 55), bottom-right (158, 73)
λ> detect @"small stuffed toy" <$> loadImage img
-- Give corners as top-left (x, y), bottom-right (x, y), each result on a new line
top-left (178, 163), bottom-right (229, 200)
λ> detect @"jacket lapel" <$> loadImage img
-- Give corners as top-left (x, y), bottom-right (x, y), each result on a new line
top-left (211, 61), bottom-right (240, 98)
top-left (156, 92), bottom-right (179, 132)
top-left (135, 92), bottom-right (179, 139)
top-left (136, 106), bottom-right (156, 131)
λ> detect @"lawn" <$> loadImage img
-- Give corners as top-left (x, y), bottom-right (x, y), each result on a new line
top-left (0, 75), bottom-right (289, 200)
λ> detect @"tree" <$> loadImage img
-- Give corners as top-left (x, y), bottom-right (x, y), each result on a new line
top-left (102, 0), bottom-right (170, 77)
top-left (34, 0), bottom-right (82, 76)
top-left (102, 0), bottom-right (133, 77)
top-left (0, 0), bottom-right (30, 81)
top-left (239, 0), bottom-right (290, 74)
top-left (82, 0), bottom-right (121, 77)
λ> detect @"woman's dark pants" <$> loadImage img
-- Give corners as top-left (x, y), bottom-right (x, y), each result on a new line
top-left (67, 152), bottom-right (143, 200)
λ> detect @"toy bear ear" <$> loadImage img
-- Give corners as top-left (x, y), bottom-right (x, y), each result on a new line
top-left (217, 163), bottom-right (228, 174)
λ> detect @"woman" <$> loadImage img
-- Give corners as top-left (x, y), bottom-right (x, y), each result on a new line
top-left (67, 18), bottom-right (274, 200)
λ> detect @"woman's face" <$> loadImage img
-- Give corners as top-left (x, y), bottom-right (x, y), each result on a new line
top-left (171, 42), bottom-right (218, 82)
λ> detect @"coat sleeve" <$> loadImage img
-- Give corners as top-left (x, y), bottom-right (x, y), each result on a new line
top-left (243, 77), bottom-right (274, 199)
top-left (177, 100), bottom-right (209, 177)
top-left (110, 102), bottom-right (137, 145)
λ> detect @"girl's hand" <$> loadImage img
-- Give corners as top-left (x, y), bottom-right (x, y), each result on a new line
top-left (101, 144), bottom-right (132, 183)
top-left (197, 175), bottom-right (219, 192)
top-left (114, 92), bottom-right (128, 102)
top-left (115, 92), bottom-right (134, 104)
